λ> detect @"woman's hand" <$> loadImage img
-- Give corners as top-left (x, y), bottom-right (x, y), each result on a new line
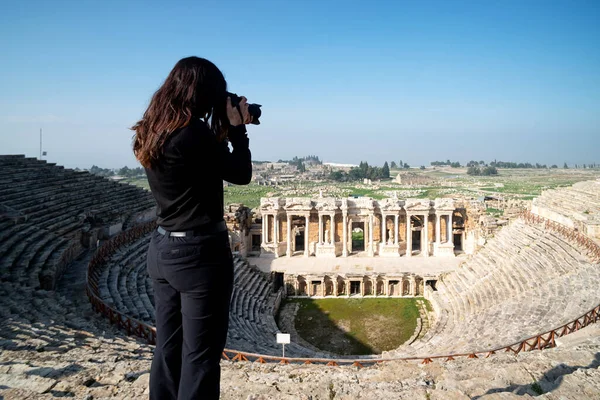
top-left (226, 96), bottom-right (252, 126)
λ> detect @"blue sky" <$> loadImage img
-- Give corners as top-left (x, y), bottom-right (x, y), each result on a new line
top-left (0, 0), bottom-right (598, 168)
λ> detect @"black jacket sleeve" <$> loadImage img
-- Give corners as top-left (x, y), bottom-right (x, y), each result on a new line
top-left (178, 120), bottom-right (252, 185)
top-left (219, 125), bottom-right (252, 185)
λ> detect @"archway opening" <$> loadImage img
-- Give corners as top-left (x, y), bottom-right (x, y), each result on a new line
top-left (454, 233), bottom-right (463, 251)
top-left (351, 222), bottom-right (365, 253)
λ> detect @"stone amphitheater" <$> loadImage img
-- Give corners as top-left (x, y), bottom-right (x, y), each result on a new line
top-left (1, 154), bottom-right (599, 399)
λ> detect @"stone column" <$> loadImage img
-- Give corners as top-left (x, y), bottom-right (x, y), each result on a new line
top-left (286, 214), bottom-right (292, 257)
top-left (333, 280), bottom-right (338, 297)
top-left (262, 214), bottom-right (267, 245)
top-left (394, 214), bottom-right (399, 245)
top-left (346, 280), bottom-right (351, 297)
top-left (381, 213), bottom-right (386, 244)
top-left (406, 214), bottom-right (412, 257)
top-left (330, 214), bottom-right (335, 245)
top-left (304, 214), bottom-right (310, 257)
top-left (318, 214), bottom-right (323, 244)
top-left (342, 212), bottom-right (348, 257)
top-left (435, 213), bottom-right (441, 245)
top-left (423, 214), bottom-right (429, 257)
top-left (274, 214), bottom-right (279, 245)
top-left (321, 279), bottom-right (325, 297)
top-left (368, 213), bottom-right (374, 256)
top-left (447, 214), bottom-right (454, 245)
top-left (410, 277), bottom-right (416, 296)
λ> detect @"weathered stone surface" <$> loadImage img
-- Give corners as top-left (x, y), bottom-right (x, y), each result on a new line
top-left (0, 373), bottom-right (57, 394)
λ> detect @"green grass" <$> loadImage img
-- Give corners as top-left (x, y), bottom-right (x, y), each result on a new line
top-left (288, 298), bottom-right (421, 355)
top-left (123, 177), bottom-right (150, 190)
top-left (223, 184), bottom-right (273, 209)
top-left (124, 168), bottom-right (598, 209)
top-left (344, 187), bottom-right (386, 199)
top-left (351, 231), bottom-right (364, 250)
top-left (486, 207), bottom-right (504, 216)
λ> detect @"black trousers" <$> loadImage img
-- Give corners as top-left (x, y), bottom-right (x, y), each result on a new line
top-left (146, 228), bottom-right (233, 400)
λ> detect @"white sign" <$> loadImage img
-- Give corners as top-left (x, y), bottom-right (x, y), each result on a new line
top-left (276, 333), bottom-right (290, 344)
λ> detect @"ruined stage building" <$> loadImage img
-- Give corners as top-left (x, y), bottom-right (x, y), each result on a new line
top-left (257, 197), bottom-right (482, 258)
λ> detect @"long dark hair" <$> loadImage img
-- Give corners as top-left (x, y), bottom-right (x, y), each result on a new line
top-left (131, 57), bottom-right (228, 168)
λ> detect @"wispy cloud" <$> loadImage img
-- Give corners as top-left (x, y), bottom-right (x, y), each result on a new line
top-left (0, 114), bottom-right (64, 123)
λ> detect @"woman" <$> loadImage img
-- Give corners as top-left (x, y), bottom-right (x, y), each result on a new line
top-left (131, 56), bottom-right (253, 400)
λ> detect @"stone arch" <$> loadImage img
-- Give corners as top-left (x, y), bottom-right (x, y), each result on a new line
top-left (376, 276), bottom-right (385, 295)
top-left (410, 215), bottom-right (423, 251)
top-left (363, 276), bottom-right (373, 296)
top-left (297, 275), bottom-right (307, 296)
top-left (336, 276), bottom-right (346, 296)
top-left (453, 209), bottom-right (467, 252)
top-left (324, 275), bottom-right (334, 296)
top-left (411, 215), bottom-right (423, 228)
top-left (402, 279), bottom-right (410, 296)
top-left (453, 209), bottom-right (466, 227)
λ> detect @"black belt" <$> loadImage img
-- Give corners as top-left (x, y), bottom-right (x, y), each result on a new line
top-left (157, 221), bottom-right (227, 237)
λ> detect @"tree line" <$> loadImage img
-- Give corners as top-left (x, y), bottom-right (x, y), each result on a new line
top-left (466, 166), bottom-right (498, 176)
top-left (89, 165), bottom-right (145, 178)
top-left (431, 160), bottom-right (462, 167)
top-left (329, 161), bottom-right (391, 182)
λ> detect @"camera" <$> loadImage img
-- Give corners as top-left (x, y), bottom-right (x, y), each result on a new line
top-left (226, 92), bottom-right (262, 125)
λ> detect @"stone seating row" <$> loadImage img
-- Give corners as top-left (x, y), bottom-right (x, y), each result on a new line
top-left (2, 183), bottom-right (155, 226)
top-left (0, 156), bottom-right (156, 290)
top-left (396, 218), bottom-right (599, 358)
top-left (92, 233), bottom-right (314, 358)
top-left (0, 156), bottom-right (156, 228)
top-left (532, 181), bottom-right (600, 222)
top-left (0, 281), bottom-right (106, 347)
top-left (0, 221), bottom-right (72, 290)
top-left (423, 263), bottom-right (600, 355)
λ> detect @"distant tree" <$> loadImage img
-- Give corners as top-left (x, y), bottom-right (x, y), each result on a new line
top-left (298, 162), bottom-right (306, 173)
top-left (450, 162), bottom-right (461, 168)
top-left (551, 164), bottom-right (558, 169)
top-left (403, 162), bottom-right (410, 169)
top-left (420, 165), bottom-right (425, 170)
top-left (329, 171), bottom-right (346, 181)
top-left (390, 161), bottom-right (397, 169)
top-left (118, 166), bottom-right (130, 176)
top-left (482, 166), bottom-right (498, 176)
top-left (563, 162), bottom-right (569, 169)
top-left (583, 164), bottom-right (587, 169)
top-left (467, 166), bottom-right (480, 176)
top-left (479, 160), bottom-right (485, 166)
top-left (382, 162), bottom-right (390, 178)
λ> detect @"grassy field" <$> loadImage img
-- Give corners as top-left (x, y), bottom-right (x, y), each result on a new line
top-left (287, 298), bottom-right (421, 355)
top-left (122, 168), bottom-right (600, 210)
top-left (223, 185), bottom-right (274, 209)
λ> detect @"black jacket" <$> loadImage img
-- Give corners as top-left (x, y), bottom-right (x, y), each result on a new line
top-left (145, 119), bottom-right (252, 231)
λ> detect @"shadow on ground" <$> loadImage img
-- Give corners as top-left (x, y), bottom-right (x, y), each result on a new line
top-left (472, 352), bottom-right (600, 399)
